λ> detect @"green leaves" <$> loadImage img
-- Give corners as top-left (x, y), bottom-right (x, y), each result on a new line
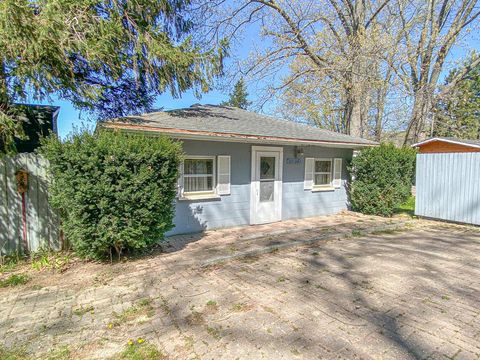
top-left (40, 130), bottom-right (183, 260)
top-left (434, 53), bottom-right (480, 140)
top-left (221, 78), bottom-right (251, 110)
top-left (348, 144), bottom-right (417, 217)
top-left (0, 0), bottom-right (227, 152)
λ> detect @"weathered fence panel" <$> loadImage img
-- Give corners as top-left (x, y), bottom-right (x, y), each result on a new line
top-left (0, 153), bottom-right (60, 255)
top-left (415, 153), bottom-right (480, 225)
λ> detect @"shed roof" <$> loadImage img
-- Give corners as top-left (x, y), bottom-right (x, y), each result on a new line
top-left (412, 137), bottom-right (480, 149)
top-left (101, 104), bottom-right (377, 148)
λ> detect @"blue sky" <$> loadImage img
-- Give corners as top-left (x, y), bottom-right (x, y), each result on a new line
top-left (28, 10), bottom-right (479, 139)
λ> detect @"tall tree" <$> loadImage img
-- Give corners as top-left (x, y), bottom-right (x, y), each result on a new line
top-left (199, 0), bottom-right (479, 142)
top-left (434, 54), bottom-right (480, 139)
top-left (221, 78), bottom-right (251, 109)
top-left (395, 0), bottom-right (480, 144)
top-left (200, 0), bottom-right (392, 138)
top-left (0, 0), bottom-right (227, 153)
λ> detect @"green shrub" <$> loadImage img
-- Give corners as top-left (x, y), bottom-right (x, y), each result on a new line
top-left (0, 274), bottom-right (30, 288)
top-left (40, 130), bottom-right (182, 260)
top-left (348, 143), bottom-right (416, 217)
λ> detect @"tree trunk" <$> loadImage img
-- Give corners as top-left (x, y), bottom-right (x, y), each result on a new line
top-left (350, 95), bottom-right (363, 138)
top-left (374, 92), bottom-right (384, 142)
top-left (343, 82), bottom-right (368, 138)
top-left (404, 92), bottom-right (430, 145)
top-left (343, 86), bottom-right (361, 137)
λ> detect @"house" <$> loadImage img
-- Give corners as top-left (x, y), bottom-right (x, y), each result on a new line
top-left (413, 137), bottom-right (480, 153)
top-left (12, 104), bottom-right (60, 152)
top-left (103, 104), bottom-right (376, 235)
top-left (412, 137), bottom-right (480, 226)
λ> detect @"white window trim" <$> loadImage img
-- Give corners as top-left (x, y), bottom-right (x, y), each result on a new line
top-left (182, 155), bottom-right (216, 196)
top-left (313, 158), bottom-right (333, 188)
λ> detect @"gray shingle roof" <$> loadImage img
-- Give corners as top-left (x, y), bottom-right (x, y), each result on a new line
top-left (104, 104), bottom-right (377, 146)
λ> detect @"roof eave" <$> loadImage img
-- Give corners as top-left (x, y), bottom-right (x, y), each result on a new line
top-left (100, 122), bottom-right (377, 149)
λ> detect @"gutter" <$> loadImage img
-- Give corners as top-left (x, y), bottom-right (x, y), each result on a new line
top-left (101, 122), bottom-right (377, 149)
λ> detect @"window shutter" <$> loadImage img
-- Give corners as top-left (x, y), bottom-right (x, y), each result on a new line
top-left (304, 158), bottom-right (314, 190)
top-left (217, 155), bottom-right (231, 195)
top-left (177, 162), bottom-right (184, 198)
top-left (333, 158), bottom-right (342, 188)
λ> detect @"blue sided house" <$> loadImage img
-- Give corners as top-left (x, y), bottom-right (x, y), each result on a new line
top-left (103, 104), bottom-right (376, 235)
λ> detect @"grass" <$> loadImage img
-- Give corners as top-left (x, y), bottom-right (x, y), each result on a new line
top-left (31, 250), bottom-right (73, 273)
top-left (0, 274), bottom-right (30, 288)
top-left (206, 326), bottom-right (222, 340)
top-left (73, 305), bottom-right (94, 316)
top-left (351, 229), bottom-right (365, 237)
top-left (43, 346), bottom-right (71, 360)
top-left (1, 250), bottom-right (74, 276)
top-left (205, 300), bottom-right (219, 313)
top-left (185, 310), bottom-right (205, 325)
top-left (231, 302), bottom-right (252, 312)
top-left (113, 341), bottom-right (163, 360)
top-left (395, 196), bottom-right (415, 216)
top-left (110, 298), bottom-right (154, 327)
top-left (0, 252), bottom-right (26, 273)
top-left (0, 346), bottom-right (29, 360)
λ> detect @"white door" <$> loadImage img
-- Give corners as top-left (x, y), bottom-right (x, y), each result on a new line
top-left (250, 146), bottom-right (283, 224)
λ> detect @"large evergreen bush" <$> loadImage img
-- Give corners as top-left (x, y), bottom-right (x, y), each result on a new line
top-left (348, 143), bottom-right (416, 216)
top-left (40, 130), bottom-right (182, 260)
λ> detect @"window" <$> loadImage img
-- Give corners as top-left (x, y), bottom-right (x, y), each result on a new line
top-left (183, 157), bottom-right (215, 193)
top-left (304, 157), bottom-right (342, 191)
top-left (314, 159), bottom-right (332, 187)
top-left (259, 156), bottom-right (275, 202)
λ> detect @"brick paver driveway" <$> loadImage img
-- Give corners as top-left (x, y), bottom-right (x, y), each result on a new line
top-left (1, 213), bottom-right (479, 359)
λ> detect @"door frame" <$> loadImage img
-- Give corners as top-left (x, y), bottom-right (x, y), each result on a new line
top-left (250, 146), bottom-right (283, 225)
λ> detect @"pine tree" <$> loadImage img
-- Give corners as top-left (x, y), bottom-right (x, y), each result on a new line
top-left (221, 78), bottom-right (251, 109)
top-left (0, 0), bottom-right (227, 153)
top-left (434, 55), bottom-right (480, 140)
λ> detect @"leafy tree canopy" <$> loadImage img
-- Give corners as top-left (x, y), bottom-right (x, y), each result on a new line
top-left (221, 78), bottom-right (251, 109)
top-left (434, 54), bottom-right (480, 140)
top-left (0, 0), bottom-right (227, 153)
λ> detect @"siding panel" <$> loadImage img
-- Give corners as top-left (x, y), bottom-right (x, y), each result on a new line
top-left (415, 153), bottom-right (480, 225)
top-left (168, 140), bottom-right (353, 235)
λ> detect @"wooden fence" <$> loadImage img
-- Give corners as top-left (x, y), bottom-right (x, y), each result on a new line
top-left (0, 153), bottom-right (61, 255)
top-left (415, 153), bottom-right (480, 226)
